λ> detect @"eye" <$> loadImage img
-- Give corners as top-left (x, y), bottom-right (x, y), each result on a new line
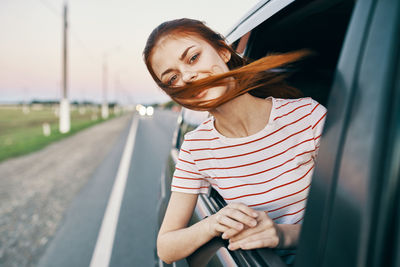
top-left (189, 53), bottom-right (199, 64)
top-left (168, 74), bottom-right (178, 86)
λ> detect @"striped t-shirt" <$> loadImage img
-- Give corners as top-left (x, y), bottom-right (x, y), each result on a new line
top-left (171, 97), bottom-right (327, 224)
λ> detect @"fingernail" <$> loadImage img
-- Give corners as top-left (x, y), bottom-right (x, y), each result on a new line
top-left (222, 233), bottom-right (226, 239)
top-left (251, 220), bottom-right (257, 226)
top-left (228, 244), bottom-right (237, 250)
top-left (252, 212), bottom-right (258, 217)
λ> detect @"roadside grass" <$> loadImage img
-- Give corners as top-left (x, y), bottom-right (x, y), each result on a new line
top-left (0, 105), bottom-right (120, 163)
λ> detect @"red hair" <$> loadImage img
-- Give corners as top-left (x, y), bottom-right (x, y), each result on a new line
top-left (143, 18), bottom-right (308, 111)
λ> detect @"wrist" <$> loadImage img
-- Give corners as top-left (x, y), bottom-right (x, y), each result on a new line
top-left (203, 215), bottom-right (219, 238)
top-left (275, 224), bottom-right (286, 249)
top-left (275, 224), bottom-right (301, 249)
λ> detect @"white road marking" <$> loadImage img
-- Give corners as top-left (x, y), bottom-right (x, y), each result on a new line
top-left (89, 115), bottom-right (139, 267)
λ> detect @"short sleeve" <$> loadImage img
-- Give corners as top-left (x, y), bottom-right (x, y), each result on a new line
top-left (171, 139), bottom-right (211, 194)
top-left (309, 99), bottom-right (327, 155)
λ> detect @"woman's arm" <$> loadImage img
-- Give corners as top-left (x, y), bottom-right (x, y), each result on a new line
top-left (157, 192), bottom-right (259, 264)
top-left (157, 192), bottom-right (211, 264)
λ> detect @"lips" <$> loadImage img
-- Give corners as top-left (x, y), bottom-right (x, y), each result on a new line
top-left (195, 90), bottom-right (208, 99)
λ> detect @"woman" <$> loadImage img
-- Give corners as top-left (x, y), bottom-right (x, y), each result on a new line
top-left (143, 18), bottom-right (326, 264)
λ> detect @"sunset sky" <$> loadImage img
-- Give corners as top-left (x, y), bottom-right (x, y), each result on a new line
top-left (0, 0), bottom-right (258, 105)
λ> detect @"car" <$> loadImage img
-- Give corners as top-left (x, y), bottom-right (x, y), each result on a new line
top-left (157, 0), bottom-right (400, 266)
top-left (136, 104), bottom-right (155, 116)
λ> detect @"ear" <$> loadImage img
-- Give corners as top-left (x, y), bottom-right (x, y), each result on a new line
top-left (219, 48), bottom-right (231, 63)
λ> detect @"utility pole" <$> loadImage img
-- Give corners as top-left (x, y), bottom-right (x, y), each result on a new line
top-left (101, 46), bottom-right (121, 119)
top-left (59, 1), bottom-right (70, 133)
top-left (101, 53), bottom-right (109, 119)
top-left (113, 73), bottom-right (121, 115)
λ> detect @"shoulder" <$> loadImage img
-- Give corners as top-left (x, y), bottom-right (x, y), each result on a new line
top-left (273, 97), bottom-right (326, 114)
top-left (272, 97), bottom-right (314, 119)
top-left (181, 117), bottom-right (217, 148)
top-left (273, 97), bottom-right (310, 108)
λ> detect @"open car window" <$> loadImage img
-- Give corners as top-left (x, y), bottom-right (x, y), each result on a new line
top-left (184, 0), bottom-right (357, 265)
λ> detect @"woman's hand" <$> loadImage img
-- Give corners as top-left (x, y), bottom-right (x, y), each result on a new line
top-left (226, 211), bottom-right (284, 250)
top-left (206, 203), bottom-right (259, 238)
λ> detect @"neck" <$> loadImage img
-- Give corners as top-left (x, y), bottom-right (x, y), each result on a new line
top-left (209, 93), bottom-right (272, 138)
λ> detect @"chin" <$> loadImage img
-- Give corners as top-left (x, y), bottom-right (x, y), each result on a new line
top-left (201, 86), bottom-right (227, 101)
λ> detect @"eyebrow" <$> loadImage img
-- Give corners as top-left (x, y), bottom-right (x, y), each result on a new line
top-left (160, 45), bottom-right (195, 79)
top-left (179, 45), bottom-right (195, 60)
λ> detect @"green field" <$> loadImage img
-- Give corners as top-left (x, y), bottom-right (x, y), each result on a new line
top-left (0, 104), bottom-right (121, 163)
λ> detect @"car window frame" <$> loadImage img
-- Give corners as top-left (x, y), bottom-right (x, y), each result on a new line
top-left (296, 0), bottom-right (400, 266)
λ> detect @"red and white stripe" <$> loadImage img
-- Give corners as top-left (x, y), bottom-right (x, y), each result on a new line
top-left (171, 97), bottom-right (327, 224)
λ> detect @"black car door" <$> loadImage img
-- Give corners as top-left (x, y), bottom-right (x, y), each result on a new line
top-left (296, 0), bottom-right (400, 266)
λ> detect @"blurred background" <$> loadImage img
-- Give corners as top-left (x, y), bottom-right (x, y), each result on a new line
top-left (0, 0), bottom-right (257, 105)
top-left (0, 0), bottom-right (257, 160)
top-left (0, 0), bottom-right (258, 266)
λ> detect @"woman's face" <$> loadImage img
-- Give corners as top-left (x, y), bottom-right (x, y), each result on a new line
top-left (151, 34), bottom-right (231, 101)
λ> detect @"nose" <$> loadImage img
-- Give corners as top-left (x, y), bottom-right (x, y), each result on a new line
top-left (182, 71), bottom-right (198, 83)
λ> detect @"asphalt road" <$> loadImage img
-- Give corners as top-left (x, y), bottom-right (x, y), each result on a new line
top-left (0, 112), bottom-right (132, 267)
top-left (37, 109), bottom-right (178, 267)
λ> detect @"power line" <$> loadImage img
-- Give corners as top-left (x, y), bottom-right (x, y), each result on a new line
top-left (36, 0), bottom-right (61, 17)
top-left (69, 28), bottom-right (99, 65)
top-left (34, 0), bottom-right (99, 66)
top-left (33, 0), bottom-right (130, 105)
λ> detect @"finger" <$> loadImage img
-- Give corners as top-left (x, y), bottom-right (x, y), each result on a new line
top-left (229, 213), bottom-right (273, 242)
top-left (229, 230), bottom-right (279, 250)
top-left (221, 227), bottom-right (242, 239)
top-left (229, 225), bottom-right (263, 242)
top-left (217, 215), bottom-right (244, 231)
top-left (228, 203), bottom-right (258, 218)
top-left (236, 240), bottom-right (267, 250)
top-left (215, 224), bottom-right (230, 234)
top-left (240, 237), bottom-right (279, 250)
top-left (223, 208), bottom-right (258, 228)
